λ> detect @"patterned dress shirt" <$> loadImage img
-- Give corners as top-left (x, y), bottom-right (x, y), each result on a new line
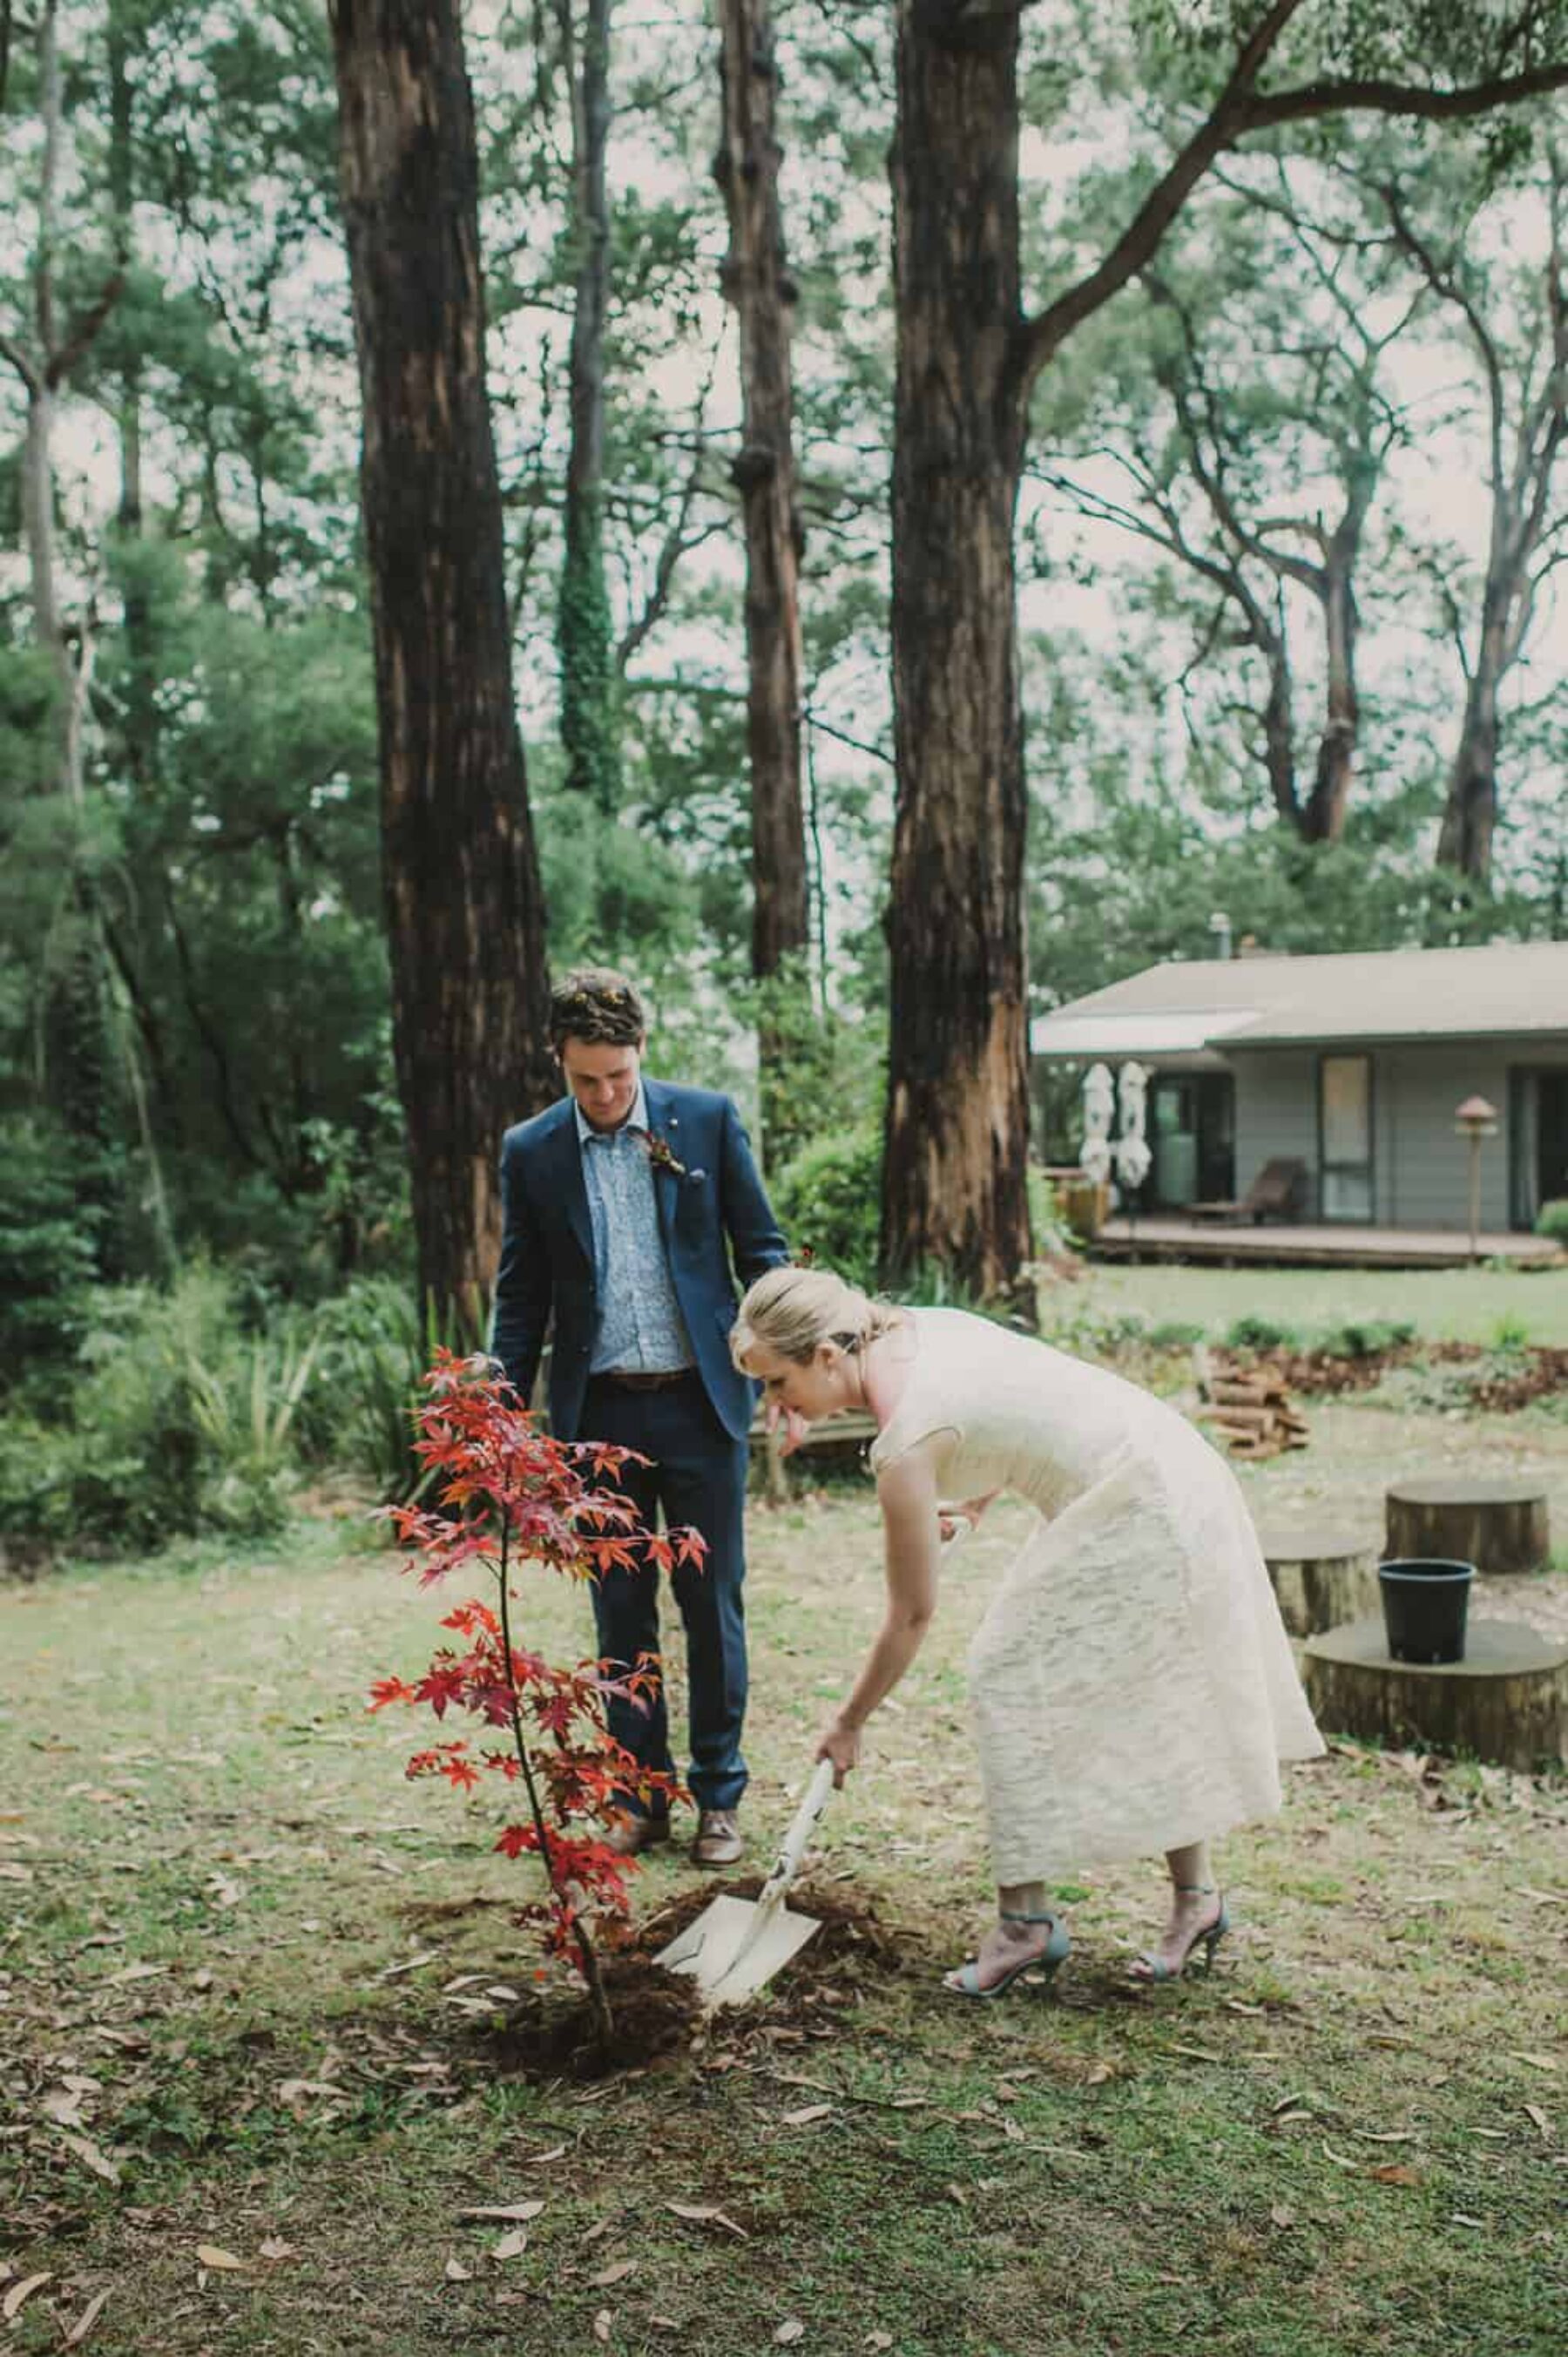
top-left (576, 1082), bottom-right (695, 1374)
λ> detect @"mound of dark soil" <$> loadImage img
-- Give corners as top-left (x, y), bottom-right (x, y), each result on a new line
top-left (469, 1877), bottom-right (909, 2081)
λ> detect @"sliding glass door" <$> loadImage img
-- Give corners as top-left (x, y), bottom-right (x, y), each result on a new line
top-left (1319, 1054), bottom-right (1373, 1221)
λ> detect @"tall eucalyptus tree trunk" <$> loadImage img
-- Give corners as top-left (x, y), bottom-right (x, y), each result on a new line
top-left (715, 0), bottom-right (809, 1162)
top-left (329, 0), bottom-right (556, 1336)
top-left (882, 5), bottom-right (1032, 1291)
top-left (556, 0), bottom-right (621, 812)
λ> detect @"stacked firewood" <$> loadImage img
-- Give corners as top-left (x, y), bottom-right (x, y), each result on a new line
top-left (1192, 1347), bottom-right (1311, 1461)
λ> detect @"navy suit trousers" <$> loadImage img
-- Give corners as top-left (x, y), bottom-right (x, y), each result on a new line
top-left (579, 1372), bottom-right (749, 1815)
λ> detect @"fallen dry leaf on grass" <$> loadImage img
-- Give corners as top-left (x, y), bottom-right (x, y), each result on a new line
top-left (444, 2257), bottom-right (472, 2282)
top-left (591, 2261), bottom-right (637, 2288)
top-left (491, 2231), bottom-right (530, 2262)
top-left (1268, 2204), bottom-right (1296, 2228)
top-left (775, 2321), bottom-right (806, 2346)
top-left (0, 1862), bottom-right (33, 1881)
top-left (378, 1949), bottom-right (440, 1980)
top-left (520, 2143), bottom-right (567, 2164)
top-left (458, 2200), bottom-right (545, 2225)
top-left (780, 2103), bottom-right (834, 2128)
top-left (108, 1961), bottom-right (167, 1984)
top-left (592, 2311), bottom-right (612, 2343)
top-left (2, 2274), bottom-right (51, 2322)
top-left (258, 2238), bottom-right (295, 2262)
top-left (664, 2202), bottom-right (747, 2238)
top-left (63, 2288), bottom-right (111, 2347)
top-left (277, 2079), bottom-right (343, 2109)
top-left (196, 2245), bottom-right (246, 2271)
top-left (866, 2335), bottom-right (893, 2352)
top-left (1511, 2052), bottom-right (1558, 2073)
top-left (1523, 2104), bottom-right (1553, 2140)
top-left (1369, 2164), bottom-right (1423, 2187)
top-left (52, 2131), bottom-right (121, 2184)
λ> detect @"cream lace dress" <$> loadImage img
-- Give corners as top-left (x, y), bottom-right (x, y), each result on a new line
top-left (868, 1309), bottom-right (1323, 1883)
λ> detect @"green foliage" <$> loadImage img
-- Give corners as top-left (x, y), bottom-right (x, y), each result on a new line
top-left (295, 1277), bottom-right (427, 1501)
top-left (1310, 1317), bottom-right (1416, 1360)
top-left (770, 1124), bottom-right (882, 1290)
top-left (1533, 1198), bottom-right (1568, 1245)
top-left (1026, 1165), bottom-right (1078, 1257)
top-left (0, 1267), bottom-right (314, 1559)
top-left (1224, 1311), bottom-right (1303, 1353)
top-left (0, 1114), bottom-right (100, 1385)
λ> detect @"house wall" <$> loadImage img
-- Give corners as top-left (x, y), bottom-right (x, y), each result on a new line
top-left (1230, 1040), bottom-right (1568, 1229)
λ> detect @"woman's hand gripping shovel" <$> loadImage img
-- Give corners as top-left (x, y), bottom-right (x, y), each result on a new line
top-left (654, 1512), bottom-right (974, 2009)
top-left (655, 1758), bottom-right (836, 2008)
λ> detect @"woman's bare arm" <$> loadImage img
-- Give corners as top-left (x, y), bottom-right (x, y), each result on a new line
top-left (816, 1444), bottom-right (944, 1782)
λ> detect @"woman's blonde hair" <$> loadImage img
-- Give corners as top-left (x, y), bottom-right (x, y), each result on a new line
top-left (731, 1265), bottom-right (903, 1370)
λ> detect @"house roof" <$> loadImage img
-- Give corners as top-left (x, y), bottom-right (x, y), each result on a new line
top-left (1029, 941), bottom-right (1568, 1058)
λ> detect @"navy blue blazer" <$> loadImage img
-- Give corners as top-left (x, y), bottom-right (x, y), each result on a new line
top-left (490, 1078), bottom-right (788, 1442)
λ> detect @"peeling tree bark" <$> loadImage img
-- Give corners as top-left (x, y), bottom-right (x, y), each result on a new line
top-left (715, 0), bottom-right (808, 979)
top-left (329, 0), bottom-right (556, 1336)
top-left (555, 0), bottom-right (621, 812)
top-left (714, 0), bottom-right (809, 1159)
top-left (883, 3), bottom-right (1031, 1292)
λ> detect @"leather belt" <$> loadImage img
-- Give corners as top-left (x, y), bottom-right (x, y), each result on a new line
top-left (592, 1367), bottom-right (695, 1392)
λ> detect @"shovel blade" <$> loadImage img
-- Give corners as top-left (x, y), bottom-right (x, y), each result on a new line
top-left (655, 1894), bottom-right (821, 2005)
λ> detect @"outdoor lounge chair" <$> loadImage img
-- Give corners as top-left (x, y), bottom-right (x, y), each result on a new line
top-left (1187, 1156), bottom-right (1308, 1225)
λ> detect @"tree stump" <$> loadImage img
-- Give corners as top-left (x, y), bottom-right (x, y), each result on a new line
top-left (1303, 1616), bottom-right (1568, 1771)
top-left (1259, 1532), bottom-right (1378, 1638)
top-left (1384, 1477), bottom-right (1551, 1575)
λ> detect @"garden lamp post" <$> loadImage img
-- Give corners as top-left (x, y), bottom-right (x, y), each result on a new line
top-left (1455, 1095), bottom-right (1500, 1263)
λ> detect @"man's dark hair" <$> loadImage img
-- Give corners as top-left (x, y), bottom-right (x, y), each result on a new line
top-left (549, 967), bottom-right (647, 1053)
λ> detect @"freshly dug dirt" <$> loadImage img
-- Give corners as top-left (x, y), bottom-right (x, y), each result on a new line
top-left (470, 1877), bottom-right (909, 2082)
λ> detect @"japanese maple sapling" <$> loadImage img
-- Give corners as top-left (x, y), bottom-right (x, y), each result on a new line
top-left (370, 1351), bottom-right (704, 2042)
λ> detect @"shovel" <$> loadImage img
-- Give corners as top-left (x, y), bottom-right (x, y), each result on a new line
top-left (656, 1757), bottom-right (836, 2007)
top-left (655, 1514), bottom-right (976, 2008)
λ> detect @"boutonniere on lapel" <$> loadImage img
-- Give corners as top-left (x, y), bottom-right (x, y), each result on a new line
top-left (640, 1130), bottom-right (691, 1181)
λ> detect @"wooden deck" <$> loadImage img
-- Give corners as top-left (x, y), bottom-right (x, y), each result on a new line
top-left (1092, 1216), bottom-right (1565, 1270)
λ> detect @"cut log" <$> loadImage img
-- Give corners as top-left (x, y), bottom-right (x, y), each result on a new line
top-left (1304, 1615), bottom-right (1568, 1771)
top-left (1384, 1477), bottom-right (1551, 1575)
top-left (1260, 1533), bottom-right (1378, 1637)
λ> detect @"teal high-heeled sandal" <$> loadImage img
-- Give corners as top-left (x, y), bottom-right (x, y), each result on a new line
top-left (1131, 1885), bottom-right (1230, 1984)
top-left (945, 1910), bottom-right (1071, 2001)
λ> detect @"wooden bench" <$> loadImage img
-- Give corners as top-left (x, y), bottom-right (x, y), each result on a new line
top-left (748, 1407), bottom-right (880, 1504)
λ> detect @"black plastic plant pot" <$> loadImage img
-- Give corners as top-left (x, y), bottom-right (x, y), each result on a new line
top-left (1377, 1558), bottom-right (1475, 1665)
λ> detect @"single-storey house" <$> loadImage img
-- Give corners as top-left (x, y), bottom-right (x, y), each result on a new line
top-left (1029, 941), bottom-right (1568, 1233)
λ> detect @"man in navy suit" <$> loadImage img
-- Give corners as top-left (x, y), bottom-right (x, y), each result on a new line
top-left (491, 968), bottom-right (789, 1866)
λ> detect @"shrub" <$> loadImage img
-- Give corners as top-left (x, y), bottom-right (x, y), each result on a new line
top-left (1027, 1165), bottom-right (1078, 1257)
top-left (0, 1264), bottom-right (308, 1559)
top-left (1149, 1318), bottom-right (1207, 1349)
top-left (0, 1114), bottom-right (99, 1392)
top-left (770, 1123), bottom-right (882, 1290)
top-left (1533, 1198), bottom-right (1568, 1246)
top-left (294, 1277), bottom-right (418, 1487)
top-left (1312, 1317), bottom-right (1416, 1361)
top-left (1224, 1312), bottom-right (1302, 1353)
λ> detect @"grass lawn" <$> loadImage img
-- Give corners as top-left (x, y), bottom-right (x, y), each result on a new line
top-left (3, 1399), bottom-right (1566, 2356)
top-left (1071, 1261), bottom-right (1568, 1346)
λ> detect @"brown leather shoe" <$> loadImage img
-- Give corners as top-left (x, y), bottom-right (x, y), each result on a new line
top-left (692, 1809), bottom-right (742, 1868)
top-left (603, 1812), bottom-right (671, 1859)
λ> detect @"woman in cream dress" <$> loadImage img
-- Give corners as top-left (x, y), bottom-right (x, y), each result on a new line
top-left (733, 1268), bottom-right (1322, 1996)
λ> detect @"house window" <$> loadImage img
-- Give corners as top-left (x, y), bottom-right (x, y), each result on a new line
top-left (1319, 1054), bottom-right (1373, 1220)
